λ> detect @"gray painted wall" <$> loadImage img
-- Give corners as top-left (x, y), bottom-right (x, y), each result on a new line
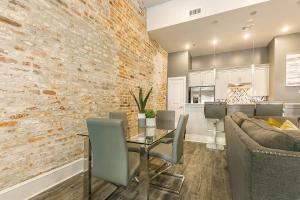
top-left (168, 51), bottom-right (191, 101)
top-left (192, 47), bottom-right (269, 70)
top-left (168, 51), bottom-right (190, 77)
top-left (268, 33), bottom-right (300, 103)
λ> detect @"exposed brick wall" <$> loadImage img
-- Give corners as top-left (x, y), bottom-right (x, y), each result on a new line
top-left (0, 0), bottom-right (167, 190)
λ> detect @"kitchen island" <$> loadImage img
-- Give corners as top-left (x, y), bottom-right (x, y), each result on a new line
top-left (185, 103), bottom-right (226, 146)
top-left (184, 102), bottom-right (300, 146)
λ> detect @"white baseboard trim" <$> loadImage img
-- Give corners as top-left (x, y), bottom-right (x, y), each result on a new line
top-left (185, 134), bottom-right (226, 145)
top-left (0, 158), bottom-right (88, 200)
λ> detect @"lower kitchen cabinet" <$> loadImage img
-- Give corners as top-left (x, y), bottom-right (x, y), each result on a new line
top-left (185, 103), bottom-right (225, 144)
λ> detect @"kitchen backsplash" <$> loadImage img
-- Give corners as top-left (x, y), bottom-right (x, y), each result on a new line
top-left (216, 86), bottom-right (267, 104)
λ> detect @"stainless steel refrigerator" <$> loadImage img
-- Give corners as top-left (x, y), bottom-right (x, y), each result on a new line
top-left (189, 86), bottom-right (215, 104)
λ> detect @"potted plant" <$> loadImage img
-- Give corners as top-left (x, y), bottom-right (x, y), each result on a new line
top-left (130, 87), bottom-right (152, 127)
top-left (145, 109), bottom-right (156, 127)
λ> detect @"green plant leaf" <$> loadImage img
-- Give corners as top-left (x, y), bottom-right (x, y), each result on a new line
top-left (138, 87), bottom-right (144, 112)
top-left (130, 90), bottom-right (141, 112)
top-left (142, 87), bottom-right (152, 113)
top-left (145, 109), bottom-right (156, 118)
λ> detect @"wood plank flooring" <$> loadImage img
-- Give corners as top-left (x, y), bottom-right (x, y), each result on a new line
top-left (31, 142), bottom-right (232, 200)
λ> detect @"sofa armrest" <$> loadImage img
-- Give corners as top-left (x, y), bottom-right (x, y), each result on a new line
top-left (251, 149), bottom-right (300, 200)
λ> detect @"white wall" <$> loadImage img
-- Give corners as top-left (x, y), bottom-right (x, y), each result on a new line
top-left (146, 0), bottom-right (269, 31)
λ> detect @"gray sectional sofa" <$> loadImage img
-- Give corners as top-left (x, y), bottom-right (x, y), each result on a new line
top-left (225, 112), bottom-right (300, 200)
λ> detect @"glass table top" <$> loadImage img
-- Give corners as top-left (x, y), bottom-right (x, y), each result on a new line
top-left (127, 127), bottom-right (175, 146)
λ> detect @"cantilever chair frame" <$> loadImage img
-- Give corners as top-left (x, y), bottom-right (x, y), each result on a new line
top-left (150, 158), bottom-right (185, 194)
top-left (149, 114), bottom-right (188, 194)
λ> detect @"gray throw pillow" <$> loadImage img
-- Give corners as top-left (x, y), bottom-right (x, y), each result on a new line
top-left (231, 112), bottom-right (248, 127)
top-left (241, 118), bottom-right (299, 151)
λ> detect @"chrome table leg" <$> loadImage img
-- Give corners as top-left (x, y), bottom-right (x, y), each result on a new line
top-left (88, 140), bottom-right (92, 200)
top-left (139, 146), bottom-right (149, 200)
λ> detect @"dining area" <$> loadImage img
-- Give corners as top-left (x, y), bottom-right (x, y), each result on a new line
top-left (80, 109), bottom-right (188, 200)
top-left (75, 87), bottom-right (189, 199)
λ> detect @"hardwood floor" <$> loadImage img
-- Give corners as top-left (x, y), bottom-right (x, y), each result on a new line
top-left (31, 142), bottom-right (232, 200)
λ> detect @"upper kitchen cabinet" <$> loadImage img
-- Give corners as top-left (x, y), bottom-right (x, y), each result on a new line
top-left (189, 71), bottom-right (201, 87)
top-left (188, 69), bottom-right (215, 87)
top-left (251, 66), bottom-right (269, 96)
top-left (215, 70), bottom-right (229, 100)
top-left (201, 70), bottom-right (215, 86)
top-left (228, 67), bottom-right (252, 84)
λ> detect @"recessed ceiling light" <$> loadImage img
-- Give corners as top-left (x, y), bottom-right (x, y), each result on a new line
top-left (244, 33), bottom-right (251, 39)
top-left (247, 19), bottom-right (254, 23)
top-left (281, 26), bottom-right (289, 33)
top-left (185, 44), bottom-right (191, 50)
top-left (212, 39), bottom-right (218, 45)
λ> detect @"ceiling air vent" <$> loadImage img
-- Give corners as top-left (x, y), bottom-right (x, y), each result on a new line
top-left (189, 8), bottom-right (201, 16)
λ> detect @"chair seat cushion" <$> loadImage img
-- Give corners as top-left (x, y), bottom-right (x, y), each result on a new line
top-left (128, 152), bottom-right (140, 179)
top-left (128, 143), bottom-right (140, 153)
top-left (149, 143), bottom-right (173, 163)
top-left (160, 138), bottom-right (174, 144)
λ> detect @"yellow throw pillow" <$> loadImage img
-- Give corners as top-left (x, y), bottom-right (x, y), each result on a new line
top-left (266, 117), bottom-right (282, 128)
top-left (280, 120), bottom-right (299, 130)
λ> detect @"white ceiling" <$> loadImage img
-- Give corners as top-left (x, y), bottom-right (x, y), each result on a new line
top-left (143, 0), bottom-right (171, 8)
top-left (148, 0), bottom-right (300, 56)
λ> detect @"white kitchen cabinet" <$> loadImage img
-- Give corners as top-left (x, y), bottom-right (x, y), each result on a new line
top-left (185, 104), bottom-right (209, 136)
top-left (228, 68), bottom-right (252, 84)
top-left (251, 66), bottom-right (269, 96)
top-left (200, 70), bottom-right (215, 86)
top-left (185, 104), bottom-right (225, 144)
top-left (215, 70), bottom-right (229, 100)
top-left (188, 70), bottom-right (215, 87)
top-left (189, 72), bottom-right (201, 87)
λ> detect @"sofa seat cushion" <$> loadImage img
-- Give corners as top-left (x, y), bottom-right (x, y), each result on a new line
top-left (231, 112), bottom-right (248, 127)
top-left (241, 118), bottom-right (300, 151)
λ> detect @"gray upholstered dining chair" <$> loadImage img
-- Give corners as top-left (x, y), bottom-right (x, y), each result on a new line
top-left (109, 111), bottom-right (140, 153)
top-left (156, 110), bottom-right (176, 144)
top-left (109, 112), bottom-right (129, 134)
top-left (86, 118), bottom-right (140, 196)
top-left (149, 114), bottom-right (189, 194)
top-left (156, 110), bottom-right (176, 129)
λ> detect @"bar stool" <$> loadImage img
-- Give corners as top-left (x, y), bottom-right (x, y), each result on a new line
top-left (255, 101), bottom-right (283, 116)
top-left (227, 104), bottom-right (255, 117)
top-left (204, 102), bottom-right (227, 150)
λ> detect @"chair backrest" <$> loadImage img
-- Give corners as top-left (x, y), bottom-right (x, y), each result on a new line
top-left (156, 110), bottom-right (176, 130)
top-left (172, 114), bottom-right (189, 164)
top-left (109, 112), bottom-right (128, 136)
top-left (256, 102), bottom-right (283, 116)
top-left (227, 104), bottom-right (255, 117)
top-left (86, 118), bottom-right (129, 186)
top-left (204, 102), bottom-right (227, 119)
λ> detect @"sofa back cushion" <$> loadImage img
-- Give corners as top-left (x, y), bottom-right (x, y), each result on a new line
top-left (254, 116), bottom-right (299, 128)
top-left (231, 112), bottom-right (248, 127)
top-left (241, 118), bottom-right (300, 151)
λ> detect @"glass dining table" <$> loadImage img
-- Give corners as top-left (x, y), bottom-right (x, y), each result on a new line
top-left (127, 127), bottom-right (175, 200)
top-left (78, 123), bottom-right (175, 200)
